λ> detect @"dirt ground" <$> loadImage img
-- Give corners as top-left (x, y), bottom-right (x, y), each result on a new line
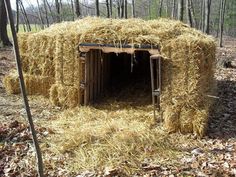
top-left (0, 37), bottom-right (236, 176)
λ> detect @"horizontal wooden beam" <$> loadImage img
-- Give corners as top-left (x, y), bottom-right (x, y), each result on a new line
top-left (79, 43), bottom-right (160, 55)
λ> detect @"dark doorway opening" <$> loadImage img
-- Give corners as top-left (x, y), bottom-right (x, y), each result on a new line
top-left (102, 51), bottom-right (152, 105)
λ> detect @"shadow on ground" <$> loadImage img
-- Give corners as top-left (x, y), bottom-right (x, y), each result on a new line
top-left (208, 79), bottom-right (236, 139)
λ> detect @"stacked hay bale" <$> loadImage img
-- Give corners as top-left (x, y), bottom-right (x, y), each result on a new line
top-left (161, 35), bottom-right (215, 136)
top-left (3, 32), bottom-right (55, 96)
top-left (3, 17), bottom-right (215, 136)
top-left (49, 33), bottom-right (81, 108)
top-left (3, 71), bottom-right (54, 95)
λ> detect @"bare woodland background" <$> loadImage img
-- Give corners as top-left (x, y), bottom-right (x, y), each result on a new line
top-left (0, 0), bottom-right (236, 46)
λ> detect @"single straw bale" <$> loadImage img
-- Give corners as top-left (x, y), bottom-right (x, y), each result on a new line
top-left (54, 33), bottom-right (79, 86)
top-left (66, 87), bottom-right (79, 107)
top-left (18, 33), bottom-right (32, 73)
top-left (28, 75), bottom-right (54, 96)
top-left (27, 57), bottom-right (41, 75)
top-left (26, 33), bottom-right (52, 57)
top-left (18, 33), bottom-right (31, 55)
top-left (57, 85), bottom-right (79, 108)
top-left (41, 56), bottom-right (55, 77)
top-left (38, 35), bottom-right (50, 55)
top-left (160, 33), bottom-right (215, 135)
top-left (3, 72), bottom-right (20, 94)
top-left (179, 106), bottom-right (194, 134)
top-left (192, 109), bottom-right (209, 137)
top-left (49, 84), bottom-right (79, 108)
top-left (50, 84), bottom-right (59, 106)
top-left (24, 35), bottom-right (42, 75)
top-left (26, 34), bottom-right (41, 58)
top-left (39, 36), bottom-right (56, 77)
top-left (73, 37), bottom-right (81, 86)
top-left (24, 33), bottom-right (56, 77)
top-left (55, 34), bottom-right (64, 84)
top-left (3, 72), bottom-right (54, 96)
top-left (62, 34), bottom-right (76, 86)
top-left (28, 55), bottom-right (55, 77)
top-left (45, 37), bottom-right (56, 57)
top-left (18, 54), bottom-right (29, 73)
top-left (163, 105), bottom-right (181, 133)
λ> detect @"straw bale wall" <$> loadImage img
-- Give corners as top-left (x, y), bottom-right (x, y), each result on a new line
top-left (3, 17), bottom-right (216, 136)
top-left (3, 32), bottom-right (56, 96)
top-left (20, 33), bottom-right (56, 76)
top-left (161, 35), bottom-right (215, 135)
top-left (3, 72), bottom-right (54, 96)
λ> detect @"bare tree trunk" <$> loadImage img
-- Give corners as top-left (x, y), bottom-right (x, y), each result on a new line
top-left (219, 0), bottom-right (226, 47)
top-left (95, 0), bottom-right (99, 16)
top-left (46, 0), bottom-right (56, 22)
top-left (0, 0), bottom-right (11, 46)
top-left (131, 0), bottom-right (135, 18)
top-left (186, 0), bottom-right (191, 25)
top-left (55, 0), bottom-right (61, 22)
top-left (165, 0), bottom-right (170, 17)
top-left (200, 0), bottom-right (204, 30)
top-left (189, 0), bottom-right (196, 27)
top-left (120, 0), bottom-right (124, 18)
top-left (74, 0), bottom-right (81, 18)
top-left (177, 0), bottom-right (184, 21)
top-left (186, 0), bottom-right (196, 27)
top-left (84, 0), bottom-right (89, 16)
top-left (117, 1), bottom-right (120, 18)
top-left (149, 0), bottom-right (151, 19)
top-left (124, 0), bottom-right (127, 18)
top-left (70, 0), bottom-right (75, 20)
top-left (43, 0), bottom-right (49, 27)
top-left (106, 0), bottom-right (110, 18)
top-left (19, 3), bottom-right (28, 31)
top-left (204, 0), bottom-right (211, 34)
top-left (16, 0), bottom-right (19, 32)
top-left (216, 1), bottom-right (221, 37)
top-left (22, 23), bottom-right (26, 32)
top-left (59, 0), bottom-right (64, 21)
top-left (19, 0), bottom-right (31, 31)
top-left (36, 0), bottom-right (44, 28)
top-left (159, 0), bottom-right (163, 17)
top-left (110, 0), bottom-right (112, 17)
top-left (171, 0), bottom-right (176, 19)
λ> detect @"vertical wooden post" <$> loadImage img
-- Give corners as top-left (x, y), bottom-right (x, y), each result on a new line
top-left (84, 52), bottom-right (90, 105)
top-left (150, 55), bottom-right (162, 120)
top-left (89, 50), bottom-right (94, 102)
top-left (107, 53), bottom-right (111, 87)
top-left (79, 52), bottom-right (86, 105)
top-left (101, 53), bottom-right (104, 95)
top-left (97, 51), bottom-right (101, 97)
top-left (94, 50), bottom-right (98, 99)
top-left (103, 53), bottom-right (107, 90)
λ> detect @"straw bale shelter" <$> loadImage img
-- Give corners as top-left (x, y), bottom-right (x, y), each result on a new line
top-left (3, 17), bottom-right (216, 136)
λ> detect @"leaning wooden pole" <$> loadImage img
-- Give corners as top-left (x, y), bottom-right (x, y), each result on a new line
top-left (3, 1), bottom-right (44, 177)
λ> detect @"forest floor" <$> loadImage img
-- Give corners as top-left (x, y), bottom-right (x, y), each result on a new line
top-left (0, 37), bottom-right (236, 176)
